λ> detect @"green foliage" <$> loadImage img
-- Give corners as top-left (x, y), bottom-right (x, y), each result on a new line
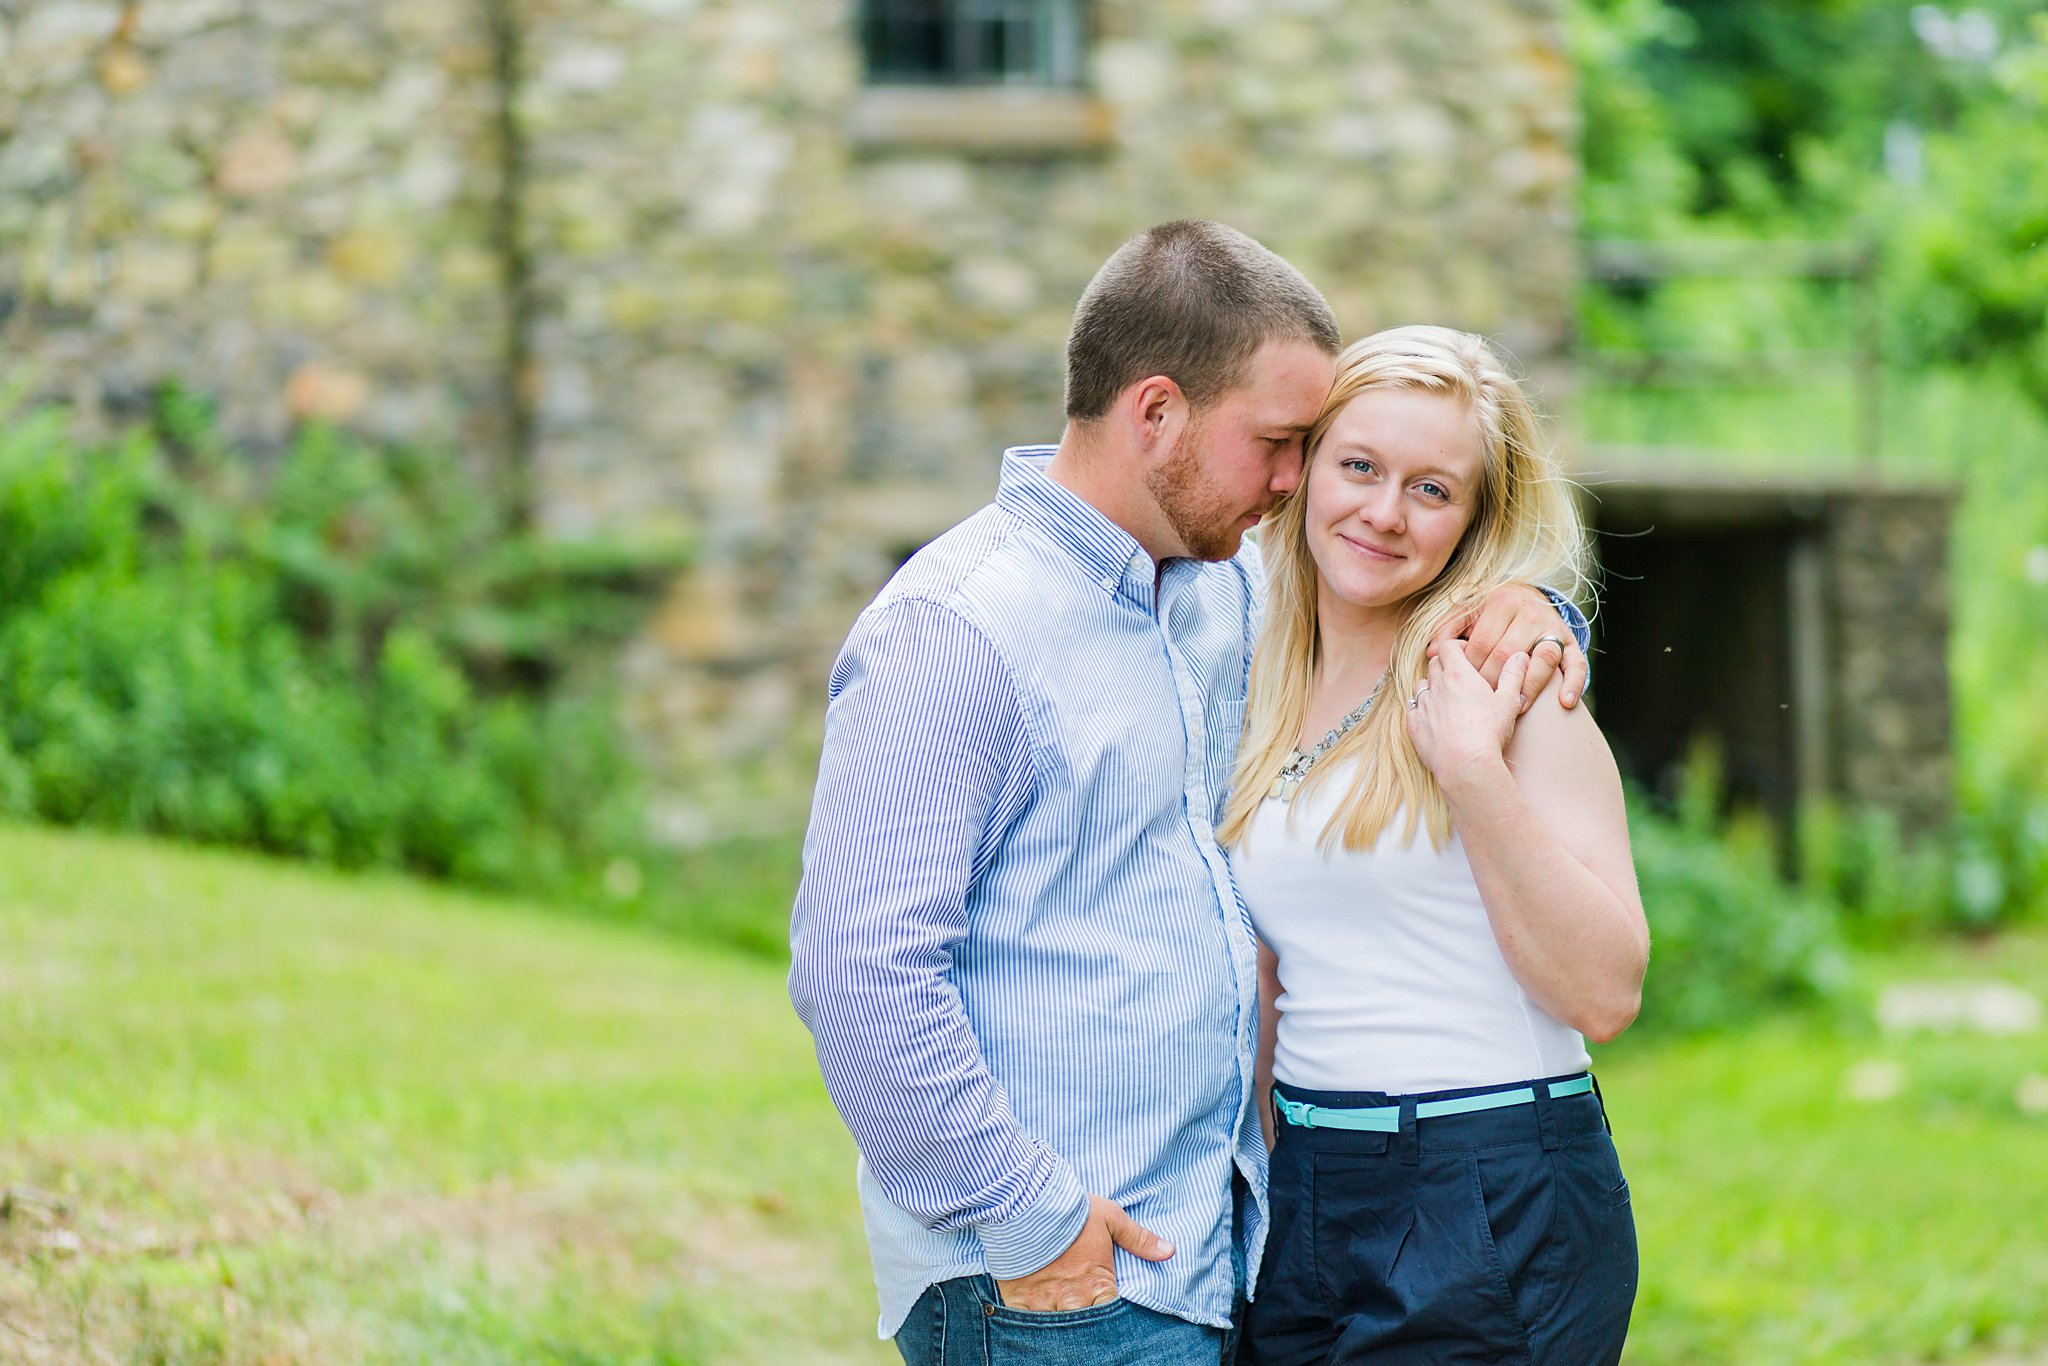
top-left (0, 391), bottom-right (688, 899)
top-left (1796, 798), bottom-right (1958, 936)
top-left (1629, 784), bottom-right (1854, 1034)
top-left (1573, 0), bottom-right (2038, 234)
top-left (1573, 0), bottom-right (2048, 388)
top-left (666, 833), bottom-right (805, 958)
top-left (1574, 0), bottom-right (2048, 931)
top-left (1892, 14), bottom-right (2048, 402)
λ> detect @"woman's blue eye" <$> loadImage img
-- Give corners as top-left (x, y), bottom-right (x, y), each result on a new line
top-left (1343, 459), bottom-right (1376, 476)
top-left (1417, 481), bottom-right (1448, 501)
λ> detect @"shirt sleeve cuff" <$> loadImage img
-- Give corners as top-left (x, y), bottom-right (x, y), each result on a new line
top-left (1540, 587), bottom-right (1593, 690)
top-left (1540, 587), bottom-right (1590, 651)
top-left (977, 1161), bottom-right (1091, 1280)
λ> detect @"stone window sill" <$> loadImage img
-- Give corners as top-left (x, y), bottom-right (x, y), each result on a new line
top-left (848, 86), bottom-right (1113, 153)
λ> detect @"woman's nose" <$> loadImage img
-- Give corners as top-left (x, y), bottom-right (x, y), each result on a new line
top-left (1360, 487), bottom-right (1404, 532)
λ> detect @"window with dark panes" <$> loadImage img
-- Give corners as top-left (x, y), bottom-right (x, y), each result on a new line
top-left (861, 0), bottom-right (1086, 87)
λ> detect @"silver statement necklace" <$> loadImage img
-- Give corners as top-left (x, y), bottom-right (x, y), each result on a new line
top-left (1269, 670), bottom-right (1389, 802)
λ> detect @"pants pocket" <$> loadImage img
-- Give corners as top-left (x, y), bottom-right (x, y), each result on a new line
top-left (1308, 1153), bottom-right (1408, 1316)
top-left (980, 1291), bottom-right (1208, 1365)
top-left (1303, 1152), bottom-right (1533, 1362)
top-left (1520, 1135), bottom-right (1639, 1365)
top-left (984, 1297), bottom-right (1127, 1325)
top-left (1459, 1153), bottom-right (1541, 1360)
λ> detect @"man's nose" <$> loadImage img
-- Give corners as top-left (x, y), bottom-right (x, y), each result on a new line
top-left (1270, 449), bottom-right (1306, 496)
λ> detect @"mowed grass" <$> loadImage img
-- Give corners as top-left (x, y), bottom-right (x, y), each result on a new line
top-left (1600, 928), bottom-right (2048, 1363)
top-left (4, 822), bottom-right (2046, 1363)
top-left (0, 823), bottom-right (892, 1365)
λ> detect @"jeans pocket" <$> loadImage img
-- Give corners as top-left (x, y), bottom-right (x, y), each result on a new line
top-left (982, 1295), bottom-right (1142, 1366)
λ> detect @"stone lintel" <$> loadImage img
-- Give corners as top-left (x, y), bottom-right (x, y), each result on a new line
top-left (1580, 452), bottom-right (1956, 533)
top-left (847, 86), bottom-right (1114, 154)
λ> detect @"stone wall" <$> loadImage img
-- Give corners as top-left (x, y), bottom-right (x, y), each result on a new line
top-left (1, 0), bottom-right (1579, 835)
top-left (0, 0), bottom-right (512, 457)
top-left (1826, 491), bottom-right (1954, 838)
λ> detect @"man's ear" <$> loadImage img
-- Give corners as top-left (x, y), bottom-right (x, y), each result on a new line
top-left (1122, 375), bottom-right (1185, 452)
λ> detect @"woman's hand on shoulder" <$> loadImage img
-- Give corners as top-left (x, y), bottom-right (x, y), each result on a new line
top-left (1404, 644), bottom-right (1529, 789)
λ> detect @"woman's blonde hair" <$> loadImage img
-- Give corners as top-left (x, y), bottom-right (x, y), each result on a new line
top-left (1218, 324), bottom-right (1590, 853)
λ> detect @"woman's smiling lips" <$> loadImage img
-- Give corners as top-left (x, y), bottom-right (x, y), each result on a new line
top-left (1337, 532), bottom-right (1403, 561)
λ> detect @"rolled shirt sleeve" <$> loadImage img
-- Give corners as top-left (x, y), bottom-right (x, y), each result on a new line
top-left (1544, 588), bottom-right (1593, 685)
top-left (788, 596), bottom-right (1090, 1278)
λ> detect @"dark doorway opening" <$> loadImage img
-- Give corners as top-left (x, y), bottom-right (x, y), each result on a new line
top-left (1591, 517), bottom-right (1806, 827)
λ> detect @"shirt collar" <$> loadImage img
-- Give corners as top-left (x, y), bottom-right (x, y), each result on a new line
top-left (997, 446), bottom-right (1156, 602)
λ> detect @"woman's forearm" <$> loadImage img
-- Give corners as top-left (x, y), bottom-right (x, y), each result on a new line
top-left (1437, 757), bottom-right (1647, 1042)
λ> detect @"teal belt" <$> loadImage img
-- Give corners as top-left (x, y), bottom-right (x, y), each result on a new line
top-left (1275, 1074), bottom-right (1595, 1132)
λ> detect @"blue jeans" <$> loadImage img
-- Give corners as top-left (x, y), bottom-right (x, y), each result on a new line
top-left (895, 1274), bottom-right (1241, 1365)
top-left (1244, 1075), bottom-right (1637, 1364)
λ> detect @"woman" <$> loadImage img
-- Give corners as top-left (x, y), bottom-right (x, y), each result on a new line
top-left (1224, 325), bottom-right (1648, 1364)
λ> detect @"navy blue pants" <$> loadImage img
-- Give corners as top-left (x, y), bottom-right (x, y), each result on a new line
top-left (1243, 1075), bottom-right (1637, 1365)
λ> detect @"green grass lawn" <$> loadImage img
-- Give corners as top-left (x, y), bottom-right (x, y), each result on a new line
top-left (1599, 928), bottom-right (2048, 1363)
top-left (3, 823), bottom-right (2045, 1363)
top-left (0, 824), bottom-right (891, 1365)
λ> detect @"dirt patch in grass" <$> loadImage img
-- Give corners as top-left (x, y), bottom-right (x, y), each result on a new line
top-left (1, 1137), bottom-right (845, 1363)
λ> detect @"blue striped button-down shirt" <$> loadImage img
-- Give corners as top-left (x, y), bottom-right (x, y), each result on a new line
top-left (789, 446), bottom-right (1268, 1337)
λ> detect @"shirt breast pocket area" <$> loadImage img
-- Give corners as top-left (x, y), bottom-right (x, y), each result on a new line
top-left (1206, 696), bottom-right (1247, 815)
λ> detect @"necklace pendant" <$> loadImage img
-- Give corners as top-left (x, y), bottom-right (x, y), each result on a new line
top-left (1277, 775), bottom-right (1299, 802)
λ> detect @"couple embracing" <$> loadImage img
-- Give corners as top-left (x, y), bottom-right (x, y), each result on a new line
top-left (790, 220), bottom-right (1648, 1365)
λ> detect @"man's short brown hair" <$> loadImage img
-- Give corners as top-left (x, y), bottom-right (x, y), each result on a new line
top-left (1063, 220), bottom-right (1342, 422)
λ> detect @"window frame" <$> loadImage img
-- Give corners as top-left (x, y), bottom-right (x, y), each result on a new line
top-left (859, 0), bottom-right (1088, 90)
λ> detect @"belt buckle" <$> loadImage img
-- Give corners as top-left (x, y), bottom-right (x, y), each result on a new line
top-left (1278, 1096), bottom-right (1318, 1129)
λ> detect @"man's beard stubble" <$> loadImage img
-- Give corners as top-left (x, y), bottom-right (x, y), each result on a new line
top-left (1145, 416), bottom-right (1251, 562)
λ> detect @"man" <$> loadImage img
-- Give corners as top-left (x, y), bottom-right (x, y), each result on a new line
top-left (789, 220), bottom-right (1589, 1364)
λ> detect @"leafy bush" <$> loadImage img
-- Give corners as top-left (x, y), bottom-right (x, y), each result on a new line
top-left (1629, 787), bottom-right (1854, 1035)
top-left (0, 391), bottom-right (687, 901)
top-left (1794, 799), bottom-right (1957, 938)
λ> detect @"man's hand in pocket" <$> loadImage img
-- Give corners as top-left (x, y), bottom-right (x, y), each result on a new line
top-left (994, 1194), bottom-right (1175, 1311)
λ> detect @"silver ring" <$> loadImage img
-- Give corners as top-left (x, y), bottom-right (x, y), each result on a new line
top-left (1410, 683), bottom-right (1429, 708)
top-left (1534, 634), bottom-right (1567, 655)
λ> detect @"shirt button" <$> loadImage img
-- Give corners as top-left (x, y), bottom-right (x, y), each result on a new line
top-left (1100, 576), bottom-right (1116, 591)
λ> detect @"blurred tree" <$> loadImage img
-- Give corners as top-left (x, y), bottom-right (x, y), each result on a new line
top-left (1893, 14), bottom-right (2048, 399)
top-left (1574, 0), bottom-right (2036, 234)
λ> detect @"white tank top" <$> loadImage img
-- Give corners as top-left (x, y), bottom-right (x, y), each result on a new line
top-left (1233, 757), bottom-right (1590, 1095)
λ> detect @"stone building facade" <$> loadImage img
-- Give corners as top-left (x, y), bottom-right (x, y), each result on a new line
top-left (1586, 465), bottom-right (1953, 841)
top-left (3, 0), bottom-right (1581, 832)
